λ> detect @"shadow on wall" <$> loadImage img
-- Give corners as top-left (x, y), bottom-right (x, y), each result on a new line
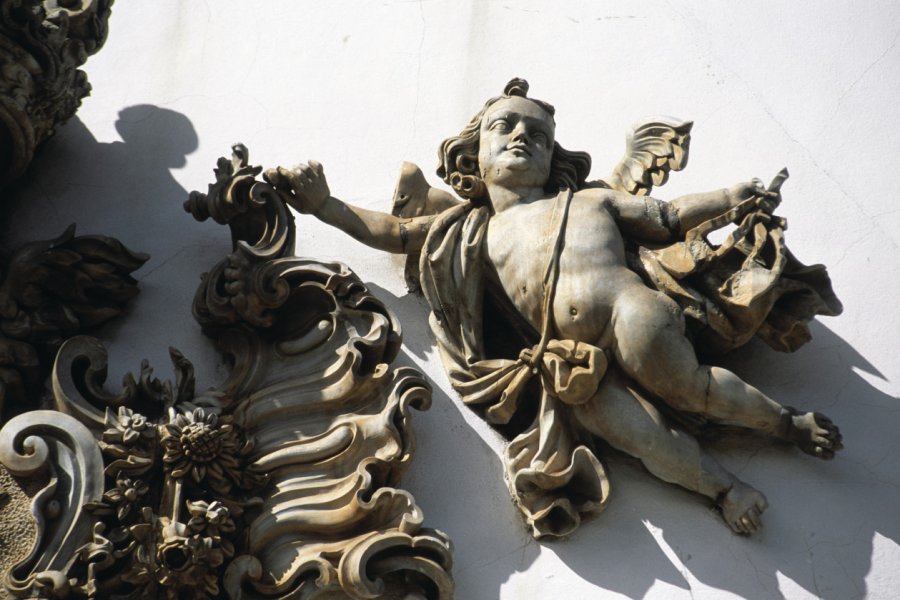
top-left (4, 114), bottom-right (894, 599)
top-left (557, 321), bottom-right (898, 600)
top-left (375, 269), bottom-right (898, 600)
top-left (3, 104), bottom-right (199, 249)
top-left (1, 105), bottom-right (232, 390)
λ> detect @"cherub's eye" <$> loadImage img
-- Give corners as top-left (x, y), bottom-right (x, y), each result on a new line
top-left (490, 119), bottom-right (511, 132)
top-left (532, 132), bottom-right (548, 145)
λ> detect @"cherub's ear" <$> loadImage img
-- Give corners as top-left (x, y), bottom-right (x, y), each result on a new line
top-left (391, 162), bottom-right (460, 218)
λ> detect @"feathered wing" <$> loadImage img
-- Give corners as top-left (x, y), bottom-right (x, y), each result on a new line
top-left (390, 162), bottom-right (461, 292)
top-left (592, 117), bottom-right (693, 196)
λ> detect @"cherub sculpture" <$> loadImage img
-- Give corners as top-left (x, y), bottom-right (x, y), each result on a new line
top-left (265, 79), bottom-right (843, 538)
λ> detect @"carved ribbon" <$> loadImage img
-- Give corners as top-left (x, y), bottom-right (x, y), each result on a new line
top-left (457, 339), bottom-right (607, 424)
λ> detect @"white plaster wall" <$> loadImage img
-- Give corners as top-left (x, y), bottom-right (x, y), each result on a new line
top-left (4, 1), bottom-right (899, 598)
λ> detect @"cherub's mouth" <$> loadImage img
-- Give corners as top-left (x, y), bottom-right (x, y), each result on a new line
top-left (506, 144), bottom-right (532, 156)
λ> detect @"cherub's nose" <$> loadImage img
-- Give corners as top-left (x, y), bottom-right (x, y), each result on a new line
top-left (511, 125), bottom-right (530, 143)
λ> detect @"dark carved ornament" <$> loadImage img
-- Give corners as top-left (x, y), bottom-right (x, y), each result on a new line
top-left (0, 145), bottom-right (453, 599)
top-left (0, 0), bottom-right (113, 185)
top-left (0, 225), bottom-right (147, 417)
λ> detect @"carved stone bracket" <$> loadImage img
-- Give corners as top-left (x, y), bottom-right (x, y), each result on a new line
top-left (0, 0), bottom-right (113, 185)
top-left (0, 144), bottom-right (452, 599)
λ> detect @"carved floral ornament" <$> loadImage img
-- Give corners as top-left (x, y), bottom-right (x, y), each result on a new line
top-left (0, 224), bottom-right (148, 418)
top-left (0, 146), bottom-right (453, 599)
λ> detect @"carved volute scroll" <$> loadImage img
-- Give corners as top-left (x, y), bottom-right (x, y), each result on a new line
top-left (186, 145), bottom-right (453, 599)
top-left (0, 144), bottom-right (452, 599)
top-left (0, 0), bottom-right (114, 185)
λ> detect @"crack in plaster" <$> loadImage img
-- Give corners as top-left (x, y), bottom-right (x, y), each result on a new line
top-left (455, 539), bottom-right (534, 575)
top-left (743, 549), bottom-right (776, 595)
top-left (136, 244), bottom-right (200, 282)
top-left (663, 2), bottom-right (900, 256)
top-left (802, 535), bottom-right (823, 598)
top-left (834, 26), bottom-right (900, 110)
top-left (831, 232), bottom-right (872, 270)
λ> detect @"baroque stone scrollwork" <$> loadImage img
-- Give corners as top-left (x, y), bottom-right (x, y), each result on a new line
top-left (186, 145), bottom-right (452, 599)
top-left (0, 144), bottom-right (452, 599)
top-left (0, 0), bottom-right (114, 185)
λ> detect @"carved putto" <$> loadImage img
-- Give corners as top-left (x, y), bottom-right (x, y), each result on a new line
top-left (266, 78), bottom-right (843, 538)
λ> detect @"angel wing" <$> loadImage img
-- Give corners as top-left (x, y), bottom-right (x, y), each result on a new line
top-left (389, 162), bottom-right (461, 292)
top-left (391, 162), bottom-right (460, 218)
top-left (591, 117), bottom-right (692, 196)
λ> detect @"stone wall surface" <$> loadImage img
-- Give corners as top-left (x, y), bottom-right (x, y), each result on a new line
top-left (2, 1), bottom-right (898, 598)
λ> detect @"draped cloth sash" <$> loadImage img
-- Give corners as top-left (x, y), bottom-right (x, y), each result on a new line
top-left (419, 191), bottom-right (611, 538)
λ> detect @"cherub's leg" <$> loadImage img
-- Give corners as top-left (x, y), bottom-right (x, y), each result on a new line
top-left (610, 285), bottom-right (842, 458)
top-left (574, 370), bottom-right (767, 534)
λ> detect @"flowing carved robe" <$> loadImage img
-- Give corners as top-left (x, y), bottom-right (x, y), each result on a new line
top-left (418, 192), bottom-right (842, 538)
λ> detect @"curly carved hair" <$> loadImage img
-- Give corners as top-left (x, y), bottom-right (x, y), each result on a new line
top-left (436, 78), bottom-right (592, 203)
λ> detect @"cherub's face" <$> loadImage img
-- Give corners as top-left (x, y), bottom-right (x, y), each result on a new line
top-left (478, 96), bottom-right (555, 189)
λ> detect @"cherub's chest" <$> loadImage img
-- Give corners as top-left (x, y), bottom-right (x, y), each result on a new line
top-left (486, 200), bottom-right (623, 278)
top-left (485, 200), bottom-right (629, 336)
top-left (485, 205), bottom-right (556, 319)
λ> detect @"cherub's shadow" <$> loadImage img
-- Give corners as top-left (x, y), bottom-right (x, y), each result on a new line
top-left (2, 105), bottom-right (229, 389)
top-left (562, 321), bottom-right (898, 599)
top-left (370, 277), bottom-right (898, 600)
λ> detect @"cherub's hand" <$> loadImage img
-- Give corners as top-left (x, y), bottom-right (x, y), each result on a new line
top-left (264, 161), bottom-right (330, 215)
top-left (728, 178), bottom-right (780, 214)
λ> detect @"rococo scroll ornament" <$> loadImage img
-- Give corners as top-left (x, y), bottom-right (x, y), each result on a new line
top-left (0, 145), bottom-right (452, 599)
top-left (0, 0), bottom-right (114, 185)
top-left (265, 78), bottom-right (843, 539)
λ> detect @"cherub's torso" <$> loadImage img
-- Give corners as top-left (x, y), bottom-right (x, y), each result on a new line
top-left (485, 187), bottom-right (647, 346)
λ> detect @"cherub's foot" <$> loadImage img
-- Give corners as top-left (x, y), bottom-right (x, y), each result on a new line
top-left (719, 481), bottom-right (768, 535)
top-left (781, 407), bottom-right (843, 459)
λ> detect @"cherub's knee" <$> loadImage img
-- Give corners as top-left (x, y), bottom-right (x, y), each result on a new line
top-left (654, 367), bottom-right (711, 414)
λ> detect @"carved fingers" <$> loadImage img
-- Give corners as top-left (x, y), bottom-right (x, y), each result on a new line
top-left (264, 161), bottom-right (330, 215)
top-left (728, 178), bottom-right (781, 215)
top-left (728, 178), bottom-right (764, 204)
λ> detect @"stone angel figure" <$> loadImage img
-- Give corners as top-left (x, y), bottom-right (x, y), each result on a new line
top-left (265, 79), bottom-right (842, 538)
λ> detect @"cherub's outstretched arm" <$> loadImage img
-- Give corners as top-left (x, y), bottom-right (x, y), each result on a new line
top-left (264, 162), bottom-right (435, 255)
top-left (609, 179), bottom-right (778, 241)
